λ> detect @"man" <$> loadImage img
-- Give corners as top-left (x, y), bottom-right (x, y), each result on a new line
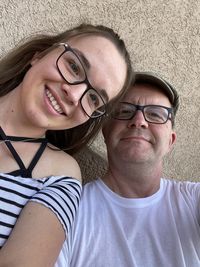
top-left (67, 72), bottom-right (200, 267)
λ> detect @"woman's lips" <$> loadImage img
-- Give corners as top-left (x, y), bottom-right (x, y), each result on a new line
top-left (45, 87), bottom-right (67, 116)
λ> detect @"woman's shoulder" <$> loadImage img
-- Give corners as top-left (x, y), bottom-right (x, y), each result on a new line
top-left (41, 147), bottom-right (82, 182)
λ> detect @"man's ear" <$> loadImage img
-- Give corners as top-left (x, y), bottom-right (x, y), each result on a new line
top-left (168, 131), bottom-right (176, 152)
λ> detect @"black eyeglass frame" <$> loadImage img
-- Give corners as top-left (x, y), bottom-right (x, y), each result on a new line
top-left (56, 43), bottom-right (107, 119)
top-left (112, 102), bottom-right (174, 124)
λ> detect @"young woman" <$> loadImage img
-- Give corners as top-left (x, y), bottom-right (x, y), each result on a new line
top-left (0, 23), bottom-right (132, 266)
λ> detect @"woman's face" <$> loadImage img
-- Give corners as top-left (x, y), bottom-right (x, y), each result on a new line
top-left (19, 35), bottom-right (127, 133)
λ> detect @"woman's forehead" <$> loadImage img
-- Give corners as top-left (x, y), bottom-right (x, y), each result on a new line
top-left (66, 35), bottom-right (117, 54)
top-left (67, 36), bottom-right (126, 101)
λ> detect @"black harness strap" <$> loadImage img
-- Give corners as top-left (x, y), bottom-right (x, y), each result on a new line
top-left (0, 127), bottom-right (48, 178)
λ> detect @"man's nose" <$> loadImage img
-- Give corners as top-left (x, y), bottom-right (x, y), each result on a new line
top-left (127, 110), bottom-right (148, 128)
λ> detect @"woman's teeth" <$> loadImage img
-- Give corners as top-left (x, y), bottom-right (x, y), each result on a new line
top-left (46, 89), bottom-right (63, 114)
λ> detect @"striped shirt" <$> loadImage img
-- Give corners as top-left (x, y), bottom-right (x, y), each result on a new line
top-left (0, 172), bottom-right (82, 248)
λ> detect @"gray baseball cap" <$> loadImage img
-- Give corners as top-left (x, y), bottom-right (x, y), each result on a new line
top-left (134, 72), bottom-right (179, 115)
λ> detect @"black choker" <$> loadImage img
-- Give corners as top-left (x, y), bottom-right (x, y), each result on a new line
top-left (0, 126), bottom-right (47, 143)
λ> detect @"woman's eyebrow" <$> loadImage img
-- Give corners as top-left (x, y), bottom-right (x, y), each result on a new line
top-left (73, 48), bottom-right (91, 70)
top-left (73, 48), bottom-right (109, 102)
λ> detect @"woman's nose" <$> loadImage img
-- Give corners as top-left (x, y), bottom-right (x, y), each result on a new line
top-left (61, 82), bottom-right (87, 105)
top-left (127, 110), bottom-right (148, 128)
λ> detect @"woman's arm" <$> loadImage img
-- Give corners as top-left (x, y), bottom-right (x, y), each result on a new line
top-left (0, 202), bottom-right (65, 267)
top-left (0, 153), bottom-right (82, 267)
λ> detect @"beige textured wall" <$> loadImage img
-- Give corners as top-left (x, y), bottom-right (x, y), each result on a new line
top-left (1, 0), bottom-right (200, 182)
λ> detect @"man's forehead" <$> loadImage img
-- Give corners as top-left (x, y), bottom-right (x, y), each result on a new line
top-left (123, 83), bottom-right (170, 101)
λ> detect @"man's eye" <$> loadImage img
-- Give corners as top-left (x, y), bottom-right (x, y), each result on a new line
top-left (147, 111), bottom-right (164, 122)
top-left (113, 108), bottom-right (132, 117)
top-left (148, 111), bottom-right (161, 118)
top-left (117, 109), bottom-right (132, 115)
top-left (121, 109), bottom-right (131, 114)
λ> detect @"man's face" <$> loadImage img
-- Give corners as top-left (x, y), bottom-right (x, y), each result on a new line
top-left (103, 83), bottom-right (176, 166)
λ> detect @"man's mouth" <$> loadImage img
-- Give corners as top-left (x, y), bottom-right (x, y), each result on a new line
top-left (121, 135), bottom-right (150, 143)
top-left (45, 89), bottom-right (64, 114)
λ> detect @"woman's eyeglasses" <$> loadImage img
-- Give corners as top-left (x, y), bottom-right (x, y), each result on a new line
top-left (56, 43), bottom-right (107, 118)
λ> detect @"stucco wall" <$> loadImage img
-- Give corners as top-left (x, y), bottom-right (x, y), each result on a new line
top-left (1, 0), bottom-right (200, 182)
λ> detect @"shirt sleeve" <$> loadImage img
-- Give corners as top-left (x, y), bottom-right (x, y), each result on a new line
top-left (30, 176), bottom-right (82, 236)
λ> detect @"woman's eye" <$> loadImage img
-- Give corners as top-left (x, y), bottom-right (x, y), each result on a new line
top-left (89, 93), bottom-right (99, 107)
top-left (69, 61), bottom-right (79, 75)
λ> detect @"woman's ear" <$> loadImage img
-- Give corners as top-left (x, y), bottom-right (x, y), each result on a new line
top-left (30, 52), bottom-right (40, 66)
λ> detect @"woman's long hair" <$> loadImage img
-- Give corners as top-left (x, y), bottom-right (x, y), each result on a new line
top-left (0, 23), bottom-right (133, 154)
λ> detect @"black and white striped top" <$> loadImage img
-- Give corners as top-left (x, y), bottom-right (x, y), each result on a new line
top-left (0, 172), bottom-right (82, 248)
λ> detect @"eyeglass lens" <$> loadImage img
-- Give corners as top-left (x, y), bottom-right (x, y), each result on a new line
top-left (112, 103), bottom-right (170, 123)
top-left (57, 50), bottom-right (86, 83)
top-left (81, 89), bottom-right (106, 118)
top-left (57, 49), bottom-right (106, 118)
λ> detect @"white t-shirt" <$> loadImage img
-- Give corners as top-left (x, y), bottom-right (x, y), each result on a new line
top-left (65, 178), bottom-right (200, 267)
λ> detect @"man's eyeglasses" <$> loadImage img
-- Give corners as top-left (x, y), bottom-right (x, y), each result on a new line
top-left (56, 43), bottom-right (107, 118)
top-left (111, 102), bottom-right (174, 124)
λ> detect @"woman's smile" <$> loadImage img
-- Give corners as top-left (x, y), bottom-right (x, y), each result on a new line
top-left (45, 88), bottom-right (65, 116)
